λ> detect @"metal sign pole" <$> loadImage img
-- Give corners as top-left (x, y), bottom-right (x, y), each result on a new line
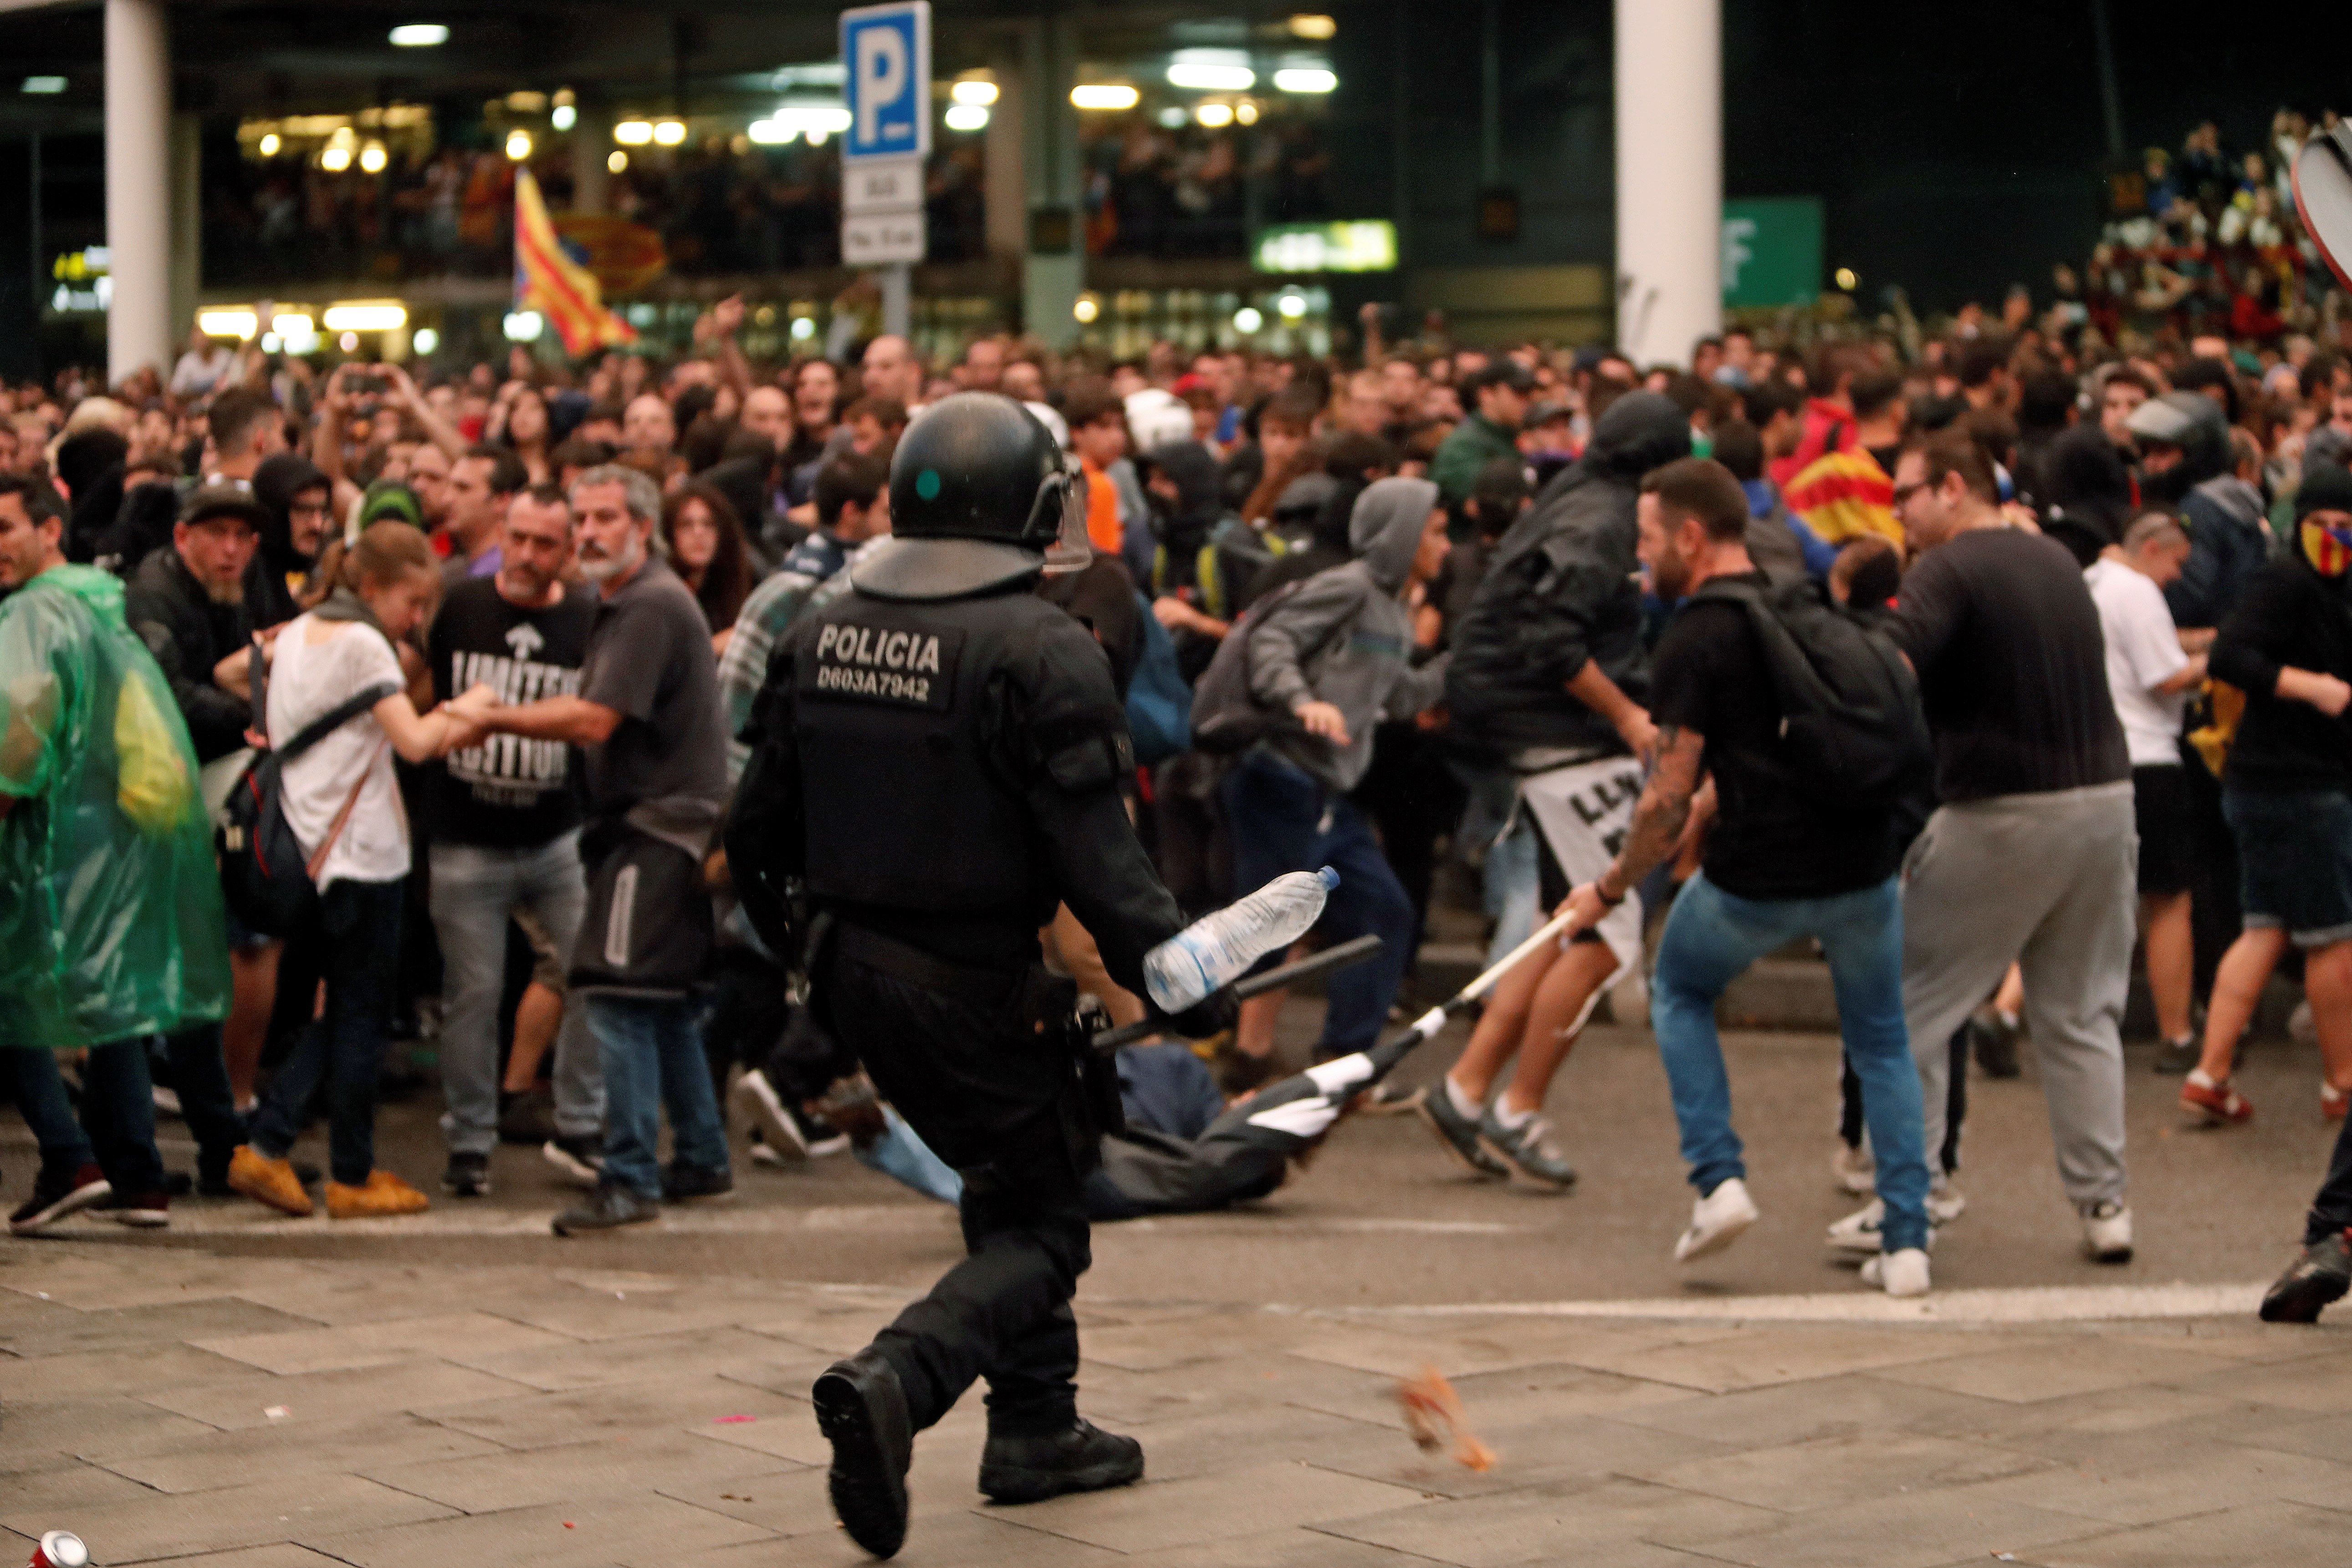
top-left (882, 261), bottom-right (910, 338)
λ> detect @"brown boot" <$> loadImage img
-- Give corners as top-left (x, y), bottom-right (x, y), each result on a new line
top-left (326, 1170), bottom-right (431, 1219)
top-left (227, 1145), bottom-right (313, 1217)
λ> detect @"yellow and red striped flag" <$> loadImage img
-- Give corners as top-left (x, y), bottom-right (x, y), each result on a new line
top-left (513, 166), bottom-right (636, 355)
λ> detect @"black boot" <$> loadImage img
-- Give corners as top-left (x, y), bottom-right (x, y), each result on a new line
top-left (812, 1348), bottom-right (913, 1558)
top-left (978, 1417), bottom-right (1144, 1505)
top-left (2261, 1230), bottom-right (2352, 1324)
top-left (1969, 1012), bottom-right (2021, 1079)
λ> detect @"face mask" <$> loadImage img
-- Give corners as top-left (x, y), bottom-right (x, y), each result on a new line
top-left (2301, 519), bottom-right (2352, 579)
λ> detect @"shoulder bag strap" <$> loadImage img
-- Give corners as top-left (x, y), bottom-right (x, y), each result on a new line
top-left (305, 737), bottom-right (391, 883)
top-left (273, 679), bottom-right (402, 764)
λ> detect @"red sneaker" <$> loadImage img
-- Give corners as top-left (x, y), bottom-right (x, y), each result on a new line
top-left (2182, 1076), bottom-right (2253, 1125)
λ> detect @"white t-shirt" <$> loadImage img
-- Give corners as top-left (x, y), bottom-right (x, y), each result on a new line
top-left (266, 613), bottom-right (409, 889)
top-left (2084, 557), bottom-right (2191, 768)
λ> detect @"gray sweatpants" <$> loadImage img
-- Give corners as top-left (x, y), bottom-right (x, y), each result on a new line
top-left (1900, 782), bottom-right (2136, 1207)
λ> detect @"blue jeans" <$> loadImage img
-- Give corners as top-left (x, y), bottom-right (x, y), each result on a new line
top-left (1652, 873), bottom-right (1931, 1251)
top-left (11, 1042), bottom-right (165, 1195)
top-left (1222, 751), bottom-right (1416, 1060)
top-left (250, 878), bottom-right (405, 1187)
top-left (586, 992), bottom-right (730, 1200)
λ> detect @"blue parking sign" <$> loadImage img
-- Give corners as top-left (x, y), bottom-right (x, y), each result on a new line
top-left (840, 2), bottom-right (931, 163)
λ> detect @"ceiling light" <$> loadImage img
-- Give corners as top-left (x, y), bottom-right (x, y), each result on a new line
top-left (323, 302), bottom-right (407, 332)
top-left (1288, 14), bottom-right (1337, 39)
top-left (607, 150), bottom-right (629, 172)
top-left (1276, 290), bottom-right (1308, 319)
top-left (1236, 101), bottom-right (1259, 124)
top-left (1156, 107), bottom-right (1188, 129)
top-left (790, 316), bottom-right (817, 340)
top-left (951, 79), bottom-right (998, 107)
top-left (653, 119), bottom-right (687, 146)
top-left (504, 130), bottom-right (532, 161)
top-left (1835, 267), bottom-right (1858, 291)
top-left (503, 310), bottom-right (544, 342)
top-left (257, 132), bottom-right (281, 156)
top-left (271, 312), bottom-right (315, 337)
top-left (388, 23), bottom-right (448, 46)
top-left (1168, 62), bottom-right (1255, 92)
top-left (358, 142), bottom-right (387, 173)
top-left (1195, 102), bottom-right (1233, 128)
top-left (614, 120), bottom-right (654, 145)
top-left (1074, 295), bottom-right (1100, 323)
top-left (21, 76), bottom-right (66, 95)
top-left (1070, 84), bottom-right (1140, 112)
top-left (1233, 306), bottom-right (1263, 333)
top-left (197, 309), bottom-right (258, 341)
top-left (412, 327), bottom-right (440, 355)
top-left (748, 120), bottom-right (790, 144)
top-left (552, 103), bottom-right (576, 132)
top-left (1273, 67), bottom-right (1336, 93)
top-left (319, 146), bottom-right (352, 172)
top-left (944, 103), bottom-right (989, 132)
top-left (505, 91), bottom-right (547, 113)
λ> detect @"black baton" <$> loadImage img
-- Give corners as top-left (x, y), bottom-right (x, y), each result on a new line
top-left (1090, 934), bottom-right (1386, 1052)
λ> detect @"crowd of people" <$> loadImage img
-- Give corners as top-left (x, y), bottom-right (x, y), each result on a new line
top-left (199, 106), bottom-right (1334, 289)
top-left (12, 128), bottom-right (2352, 1310)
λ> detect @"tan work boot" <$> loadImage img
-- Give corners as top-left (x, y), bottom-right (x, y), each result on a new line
top-left (227, 1145), bottom-right (313, 1217)
top-left (326, 1170), bottom-right (431, 1219)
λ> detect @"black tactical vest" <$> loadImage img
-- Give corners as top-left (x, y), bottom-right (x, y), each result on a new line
top-left (792, 587), bottom-right (1054, 915)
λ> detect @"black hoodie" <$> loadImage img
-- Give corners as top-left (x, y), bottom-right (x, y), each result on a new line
top-left (246, 452), bottom-right (331, 628)
top-left (1444, 392), bottom-right (1692, 756)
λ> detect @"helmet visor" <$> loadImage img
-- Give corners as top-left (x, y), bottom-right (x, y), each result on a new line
top-left (1035, 457), bottom-right (1093, 575)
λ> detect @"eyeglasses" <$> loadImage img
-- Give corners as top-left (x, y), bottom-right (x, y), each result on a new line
top-left (1890, 481), bottom-right (1929, 508)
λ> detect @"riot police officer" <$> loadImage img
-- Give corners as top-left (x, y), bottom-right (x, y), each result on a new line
top-left (726, 393), bottom-right (1235, 1559)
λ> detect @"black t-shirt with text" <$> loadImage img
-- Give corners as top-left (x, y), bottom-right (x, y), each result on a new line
top-left (1649, 572), bottom-right (1901, 900)
top-left (1887, 528), bottom-right (2129, 802)
top-left (429, 575), bottom-right (595, 848)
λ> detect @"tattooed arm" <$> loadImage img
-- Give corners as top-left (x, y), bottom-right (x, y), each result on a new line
top-left (1559, 723), bottom-right (1706, 934)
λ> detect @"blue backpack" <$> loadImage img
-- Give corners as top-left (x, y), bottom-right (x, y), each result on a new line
top-left (1124, 591), bottom-right (1192, 766)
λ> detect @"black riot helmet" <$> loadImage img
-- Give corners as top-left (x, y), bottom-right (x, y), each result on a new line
top-left (852, 391), bottom-right (1086, 601)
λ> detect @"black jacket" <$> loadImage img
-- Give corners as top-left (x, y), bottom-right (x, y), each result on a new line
top-left (2211, 554), bottom-right (2352, 794)
top-left (125, 546), bottom-right (256, 765)
top-left (1444, 393), bottom-right (1692, 755)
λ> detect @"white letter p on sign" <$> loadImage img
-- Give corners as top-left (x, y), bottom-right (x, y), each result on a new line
top-left (856, 27), bottom-right (908, 146)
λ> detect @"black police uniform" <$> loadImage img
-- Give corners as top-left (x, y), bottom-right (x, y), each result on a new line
top-left (726, 393), bottom-right (1228, 1558)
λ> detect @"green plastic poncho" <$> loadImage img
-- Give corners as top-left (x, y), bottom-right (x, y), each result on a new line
top-left (0, 563), bottom-right (230, 1050)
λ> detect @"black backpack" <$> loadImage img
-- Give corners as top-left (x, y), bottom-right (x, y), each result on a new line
top-left (1688, 575), bottom-right (1931, 812)
top-left (216, 656), bottom-right (399, 936)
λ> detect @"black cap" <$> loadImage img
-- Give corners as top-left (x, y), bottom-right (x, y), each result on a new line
top-left (177, 477), bottom-right (270, 532)
top-left (2297, 462), bottom-right (2352, 522)
top-left (1474, 360), bottom-right (1538, 396)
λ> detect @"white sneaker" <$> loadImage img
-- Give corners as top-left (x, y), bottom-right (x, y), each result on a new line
top-left (729, 1070), bottom-right (809, 1161)
top-left (1929, 1180), bottom-right (1967, 1225)
top-left (1826, 1197), bottom-right (1942, 1255)
top-left (1675, 1177), bottom-right (1759, 1262)
top-left (2081, 1200), bottom-right (2133, 1263)
top-left (1861, 1247), bottom-right (1931, 1297)
top-left (1831, 1142), bottom-right (1876, 1195)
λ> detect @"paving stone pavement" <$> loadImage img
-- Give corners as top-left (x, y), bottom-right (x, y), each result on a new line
top-left (6, 1241), bottom-right (2352, 1566)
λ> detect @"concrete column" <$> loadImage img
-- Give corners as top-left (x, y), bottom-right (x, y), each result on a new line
top-left (1611, 0), bottom-right (1719, 368)
top-left (169, 112), bottom-right (199, 347)
top-left (104, 0), bottom-right (173, 386)
top-left (571, 101), bottom-right (611, 215)
top-left (1020, 8), bottom-right (1081, 350)
top-left (982, 56), bottom-right (1026, 262)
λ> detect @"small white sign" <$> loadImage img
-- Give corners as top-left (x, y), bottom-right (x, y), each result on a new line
top-left (842, 209), bottom-right (926, 265)
top-left (843, 155), bottom-right (924, 215)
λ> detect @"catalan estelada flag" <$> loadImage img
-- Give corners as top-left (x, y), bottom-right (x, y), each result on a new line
top-left (1784, 445), bottom-right (1901, 549)
top-left (513, 166), bottom-right (636, 355)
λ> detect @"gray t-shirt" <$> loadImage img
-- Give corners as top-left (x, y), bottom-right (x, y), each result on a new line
top-left (580, 556), bottom-right (730, 854)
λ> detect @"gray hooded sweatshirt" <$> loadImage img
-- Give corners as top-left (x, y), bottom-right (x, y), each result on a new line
top-left (1246, 475), bottom-right (1449, 790)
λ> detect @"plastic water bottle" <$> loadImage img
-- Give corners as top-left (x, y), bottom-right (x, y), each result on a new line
top-left (1143, 867), bottom-right (1340, 1014)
